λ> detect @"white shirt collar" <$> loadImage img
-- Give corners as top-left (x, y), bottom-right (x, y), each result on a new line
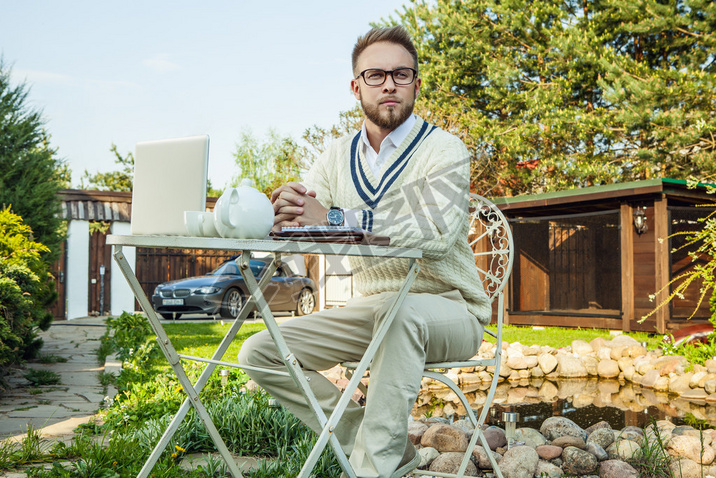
top-left (360, 114), bottom-right (417, 156)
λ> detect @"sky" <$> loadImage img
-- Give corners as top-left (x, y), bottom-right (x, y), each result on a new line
top-left (0, 1), bottom-right (410, 189)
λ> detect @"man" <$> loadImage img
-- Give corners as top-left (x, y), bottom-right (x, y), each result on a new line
top-left (238, 26), bottom-right (490, 478)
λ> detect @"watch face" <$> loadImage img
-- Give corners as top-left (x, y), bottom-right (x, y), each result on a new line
top-left (327, 208), bottom-right (343, 225)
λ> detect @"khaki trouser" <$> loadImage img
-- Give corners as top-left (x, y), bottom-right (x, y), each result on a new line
top-left (238, 290), bottom-right (484, 478)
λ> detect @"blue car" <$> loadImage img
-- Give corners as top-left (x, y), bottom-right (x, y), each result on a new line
top-left (151, 257), bottom-right (317, 320)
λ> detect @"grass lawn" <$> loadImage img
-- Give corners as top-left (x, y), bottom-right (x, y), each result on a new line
top-left (163, 319), bottom-right (662, 358)
top-left (163, 321), bottom-right (266, 363)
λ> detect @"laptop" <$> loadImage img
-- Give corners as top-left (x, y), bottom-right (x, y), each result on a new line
top-left (130, 135), bottom-right (209, 235)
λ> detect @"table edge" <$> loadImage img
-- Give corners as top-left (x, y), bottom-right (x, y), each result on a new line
top-left (106, 234), bottom-right (422, 258)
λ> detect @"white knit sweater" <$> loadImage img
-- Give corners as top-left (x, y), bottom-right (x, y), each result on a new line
top-left (305, 117), bottom-right (491, 324)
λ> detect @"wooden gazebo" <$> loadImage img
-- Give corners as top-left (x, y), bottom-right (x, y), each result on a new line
top-left (493, 179), bottom-right (715, 334)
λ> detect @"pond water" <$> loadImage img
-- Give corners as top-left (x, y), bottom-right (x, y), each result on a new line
top-left (414, 377), bottom-right (716, 429)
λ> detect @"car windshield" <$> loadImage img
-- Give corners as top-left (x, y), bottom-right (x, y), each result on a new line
top-left (210, 260), bottom-right (265, 277)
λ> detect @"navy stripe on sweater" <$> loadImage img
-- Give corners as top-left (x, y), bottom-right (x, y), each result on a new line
top-left (350, 122), bottom-right (436, 210)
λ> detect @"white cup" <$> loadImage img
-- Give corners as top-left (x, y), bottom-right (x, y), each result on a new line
top-left (199, 211), bottom-right (219, 237)
top-left (184, 211), bottom-right (204, 236)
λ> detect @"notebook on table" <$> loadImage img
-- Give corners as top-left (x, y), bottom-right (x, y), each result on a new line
top-left (130, 135), bottom-right (209, 235)
top-left (270, 226), bottom-right (390, 246)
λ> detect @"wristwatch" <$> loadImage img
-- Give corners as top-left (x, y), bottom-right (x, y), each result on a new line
top-left (326, 206), bottom-right (345, 226)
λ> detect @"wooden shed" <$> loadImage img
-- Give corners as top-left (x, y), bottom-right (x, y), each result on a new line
top-left (493, 179), bottom-right (715, 334)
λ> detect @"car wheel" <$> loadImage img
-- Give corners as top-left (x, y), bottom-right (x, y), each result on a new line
top-left (159, 313), bottom-right (182, 320)
top-left (220, 288), bottom-right (243, 319)
top-left (296, 288), bottom-right (315, 316)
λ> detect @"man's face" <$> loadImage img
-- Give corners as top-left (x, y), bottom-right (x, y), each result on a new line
top-left (351, 41), bottom-right (421, 131)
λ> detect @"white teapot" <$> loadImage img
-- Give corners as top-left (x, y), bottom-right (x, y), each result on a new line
top-left (213, 178), bottom-right (274, 239)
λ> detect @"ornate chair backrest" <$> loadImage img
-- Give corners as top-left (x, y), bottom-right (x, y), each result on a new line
top-left (468, 193), bottom-right (514, 305)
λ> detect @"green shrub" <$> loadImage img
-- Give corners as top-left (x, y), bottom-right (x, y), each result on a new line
top-left (0, 207), bottom-right (55, 383)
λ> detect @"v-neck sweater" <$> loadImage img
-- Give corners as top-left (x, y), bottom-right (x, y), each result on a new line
top-left (305, 117), bottom-right (491, 324)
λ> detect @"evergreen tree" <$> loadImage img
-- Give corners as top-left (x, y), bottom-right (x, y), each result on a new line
top-left (0, 61), bottom-right (66, 260)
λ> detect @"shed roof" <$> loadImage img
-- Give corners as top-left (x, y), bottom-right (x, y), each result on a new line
top-left (492, 178), bottom-right (716, 216)
top-left (58, 189), bottom-right (219, 222)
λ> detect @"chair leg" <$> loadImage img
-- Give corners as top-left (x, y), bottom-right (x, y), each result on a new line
top-left (419, 371), bottom-right (504, 478)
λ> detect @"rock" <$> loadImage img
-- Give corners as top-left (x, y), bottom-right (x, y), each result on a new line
top-left (421, 424), bottom-right (468, 452)
top-left (610, 334), bottom-right (639, 346)
top-left (557, 355), bottom-right (588, 378)
top-left (667, 434), bottom-right (716, 465)
top-left (471, 445), bottom-right (501, 469)
top-left (587, 427), bottom-right (615, 449)
top-left (584, 420), bottom-right (611, 436)
top-left (681, 388), bottom-right (709, 400)
top-left (596, 346), bottom-right (613, 361)
top-left (506, 355), bottom-right (528, 370)
top-left (428, 452), bottom-right (478, 475)
top-left (479, 426), bottom-right (506, 451)
top-left (607, 439), bottom-right (642, 460)
top-left (498, 445), bottom-right (539, 478)
top-left (634, 356), bottom-right (656, 375)
top-left (408, 421), bottom-right (428, 445)
top-left (417, 447), bottom-right (440, 468)
top-left (610, 345), bottom-right (627, 360)
top-left (586, 441), bottom-right (608, 461)
top-left (571, 340), bottom-right (593, 355)
top-left (670, 457), bottom-right (707, 478)
top-left (541, 416), bottom-right (587, 442)
top-left (617, 356), bottom-right (634, 371)
top-left (425, 416), bottom-right (451, 425)
top-left (670, 373), bottom-right (695, 395)
top-left (597, 359), bottom-right (620, 378)
top-left (514, 427), bottom-right (548, 447)
top-left (690, 371), bottom-right (709, 388)
top-left (625, 345), bottom-right (647, 358)
top-left (535, 460), bottom-right (563, 477)
top-left (617, 427), bottom-right (644, 444)
top-left (599, 459), bottom-right (639, 478)
top-left (706, 379), bottom-right (716, 394)
top-left (582, 355), bottom-right (599, 376)
top-left (640, 369), bottom-right (661, 388)
top-left (654, 375), bottom-right (670, 391)
top-left (524, 355), bottom-right (539, 368)
top-left (536, 444), bottom-right (563, 460)
top-left (538, 353), bottom-right (558, 375)
top-left (656, 356), bottom-right (686, 375)
top-left (552, 435), bottom-right (586, 449)
top-left (561, 446), bottom-right (598, 475)
top-left (451, 419), bottom-right (474, 437)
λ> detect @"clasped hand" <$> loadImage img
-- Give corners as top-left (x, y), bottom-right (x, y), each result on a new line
top-left (271, 182), bottom-right (328, 232)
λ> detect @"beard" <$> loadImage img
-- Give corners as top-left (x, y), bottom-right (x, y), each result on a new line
top-left (361, 95), bottom-right (415, 131)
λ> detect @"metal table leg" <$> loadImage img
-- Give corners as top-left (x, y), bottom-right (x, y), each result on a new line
top-left (112, 247), bottom-right (278, 478)
top-left (295, 260), bottom-right (421, 478)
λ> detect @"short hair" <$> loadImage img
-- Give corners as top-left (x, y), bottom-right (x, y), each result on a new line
top-left (352, 26), bottom-right (418, 76)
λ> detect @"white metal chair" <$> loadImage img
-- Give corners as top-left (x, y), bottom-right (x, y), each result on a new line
top-left (344, 193), bottom-right (513, 478)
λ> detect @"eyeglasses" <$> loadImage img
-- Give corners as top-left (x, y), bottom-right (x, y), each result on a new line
top-left (356, 68), bottom-right (417, 86)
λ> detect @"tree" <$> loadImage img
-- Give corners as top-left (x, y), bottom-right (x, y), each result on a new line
top-left (371, 0), bottom-right (716, 196)
top-left (0, 61), bottom-right (67, 261)
top-left (80, 144), bottom-right (134, 192)
top-left (0, 207), bottom-right (54, 383)
top-left (232, 129), bottom-right (311, 196)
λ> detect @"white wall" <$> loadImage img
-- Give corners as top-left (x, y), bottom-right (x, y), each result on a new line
top-left (110, 222), bottom-right (137, 316)
top-left (66, 220), bottom-right (89, 320)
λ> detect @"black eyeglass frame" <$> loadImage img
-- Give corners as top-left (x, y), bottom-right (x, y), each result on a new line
top-left (355, 67), bottom-right (418, 86)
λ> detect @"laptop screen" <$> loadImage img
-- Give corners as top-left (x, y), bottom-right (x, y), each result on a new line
top-left (130, 135), bottom-right (209, 235)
